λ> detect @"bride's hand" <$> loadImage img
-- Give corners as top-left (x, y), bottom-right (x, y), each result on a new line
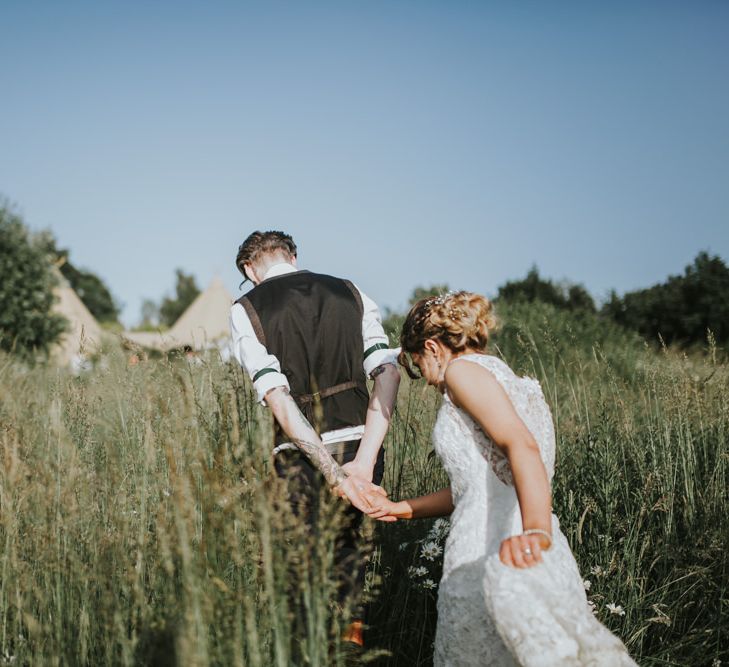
top-left (499, 532), bottom-right (550, 568)
top-left (364, 495), bottom-right (412, 522)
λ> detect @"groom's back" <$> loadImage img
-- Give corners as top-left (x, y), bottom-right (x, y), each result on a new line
top-left (237, 270), bottom-right (368, 436)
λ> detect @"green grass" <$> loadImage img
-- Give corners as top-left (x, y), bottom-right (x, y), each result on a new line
top-left (0, 303), bottom-right (727, 665)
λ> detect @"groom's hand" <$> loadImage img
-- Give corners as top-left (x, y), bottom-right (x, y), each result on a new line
top-left (340, 459), bottom-right (374, 483)
top-left (333, 475), bottom-right (387, 512)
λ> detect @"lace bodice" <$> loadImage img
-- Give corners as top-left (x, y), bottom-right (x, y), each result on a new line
top-left (429, 354), bottom-right (636, 666)
top-left (437, 353), bottom-right (555, 489)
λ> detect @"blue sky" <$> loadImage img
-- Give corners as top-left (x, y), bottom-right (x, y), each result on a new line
top-left (1, 1), bottom-right (728, 326)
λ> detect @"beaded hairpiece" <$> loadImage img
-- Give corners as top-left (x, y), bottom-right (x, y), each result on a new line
top-left (424, 291), bottom-right (453, 309)
top-left (424, 291), bottom-right (464, 320)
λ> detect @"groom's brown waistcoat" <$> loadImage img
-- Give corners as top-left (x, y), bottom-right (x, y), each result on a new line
top-left (236, 270), bottom-right (369, 447)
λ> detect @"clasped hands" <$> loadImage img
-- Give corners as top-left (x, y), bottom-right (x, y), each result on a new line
top-left (332, 459), bottom-right (408, 519)
top-left (331, 459), bottom-right (392, 514)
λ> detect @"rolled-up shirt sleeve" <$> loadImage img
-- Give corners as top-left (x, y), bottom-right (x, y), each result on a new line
top-left (230, 302), bottom-right (289, 404)
top-left (355, 284), bottom-right (401, 377)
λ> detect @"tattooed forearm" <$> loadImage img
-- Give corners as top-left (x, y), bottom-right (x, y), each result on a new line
top-left (291, 403), bottom-right (348, 485)
top-left (291, 436), bottom-right (349, 486)
top-left (266, 385), bottom-right (349, 486)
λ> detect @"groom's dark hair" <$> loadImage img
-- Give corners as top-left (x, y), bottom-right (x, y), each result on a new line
top-left (236, 230), bottom-right (298, 279)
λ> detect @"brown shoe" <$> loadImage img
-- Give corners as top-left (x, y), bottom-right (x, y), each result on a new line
top-left (342, 620), bottom-right (364, 647)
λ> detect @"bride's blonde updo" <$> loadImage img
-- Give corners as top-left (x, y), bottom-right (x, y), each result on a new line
top-left (398, 290), bottom-right (498, 378)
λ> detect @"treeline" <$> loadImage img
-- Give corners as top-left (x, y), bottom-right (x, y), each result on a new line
top-left (2, 199), bottom-right (727, 358)
top-left (602, 252), bottom-right (729, 347)
top-left (384, 252), bottom-right (729, 350)
top-left (496, 253), bottom-right (729, 347)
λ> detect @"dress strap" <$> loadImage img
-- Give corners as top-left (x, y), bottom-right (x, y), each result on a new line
top-left (448, 353), bottom-right (513, 389)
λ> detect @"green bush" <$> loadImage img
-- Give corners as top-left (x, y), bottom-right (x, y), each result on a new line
top-left (0, 203), bottom-right (67, 358)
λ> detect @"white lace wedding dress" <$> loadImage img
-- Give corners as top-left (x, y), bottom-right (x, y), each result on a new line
top-left (431, 353), bottom-right (636, 666)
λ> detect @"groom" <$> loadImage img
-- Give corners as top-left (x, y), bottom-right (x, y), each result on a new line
top-left (230, 230), bottom-right (400, 645)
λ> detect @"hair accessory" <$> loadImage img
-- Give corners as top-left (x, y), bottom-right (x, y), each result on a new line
top-left (424, 290), bottom-right (456, 311)
top-left (449, 307), bottom-right (464, 319)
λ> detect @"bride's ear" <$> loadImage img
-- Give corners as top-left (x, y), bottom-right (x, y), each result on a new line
top-left (423, 339), bottom-right (439, 357)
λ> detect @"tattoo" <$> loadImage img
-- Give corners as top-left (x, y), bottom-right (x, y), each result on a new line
top-left (291, 402), bottom-right (348, 486)
top-left (291, 436), bottom-right (349, 486)
top-left (370, 364), bottom-right (388, 380)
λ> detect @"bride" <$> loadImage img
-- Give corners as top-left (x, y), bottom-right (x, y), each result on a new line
top-left (367, 291), bottom-right (637, 666)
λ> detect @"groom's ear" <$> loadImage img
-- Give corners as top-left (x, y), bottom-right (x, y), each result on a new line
top-left (242, 263), bottom-right (255, 284)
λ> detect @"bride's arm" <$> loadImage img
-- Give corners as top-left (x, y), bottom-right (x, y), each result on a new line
top-left (444, 360), bottom-right (552, 567)
top-left (367, 487), bottom-right (454, 521)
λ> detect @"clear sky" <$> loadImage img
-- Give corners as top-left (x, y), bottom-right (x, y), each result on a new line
top-left (1, 1), bottom-right (728, 326)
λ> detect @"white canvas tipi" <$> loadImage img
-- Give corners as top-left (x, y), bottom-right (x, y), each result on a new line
top-left (166, 276), bottom-right (234, 349)
top-left (51, 269), bottom-right (103, 367)
top-left (122, 277), bottom-right (233, 353)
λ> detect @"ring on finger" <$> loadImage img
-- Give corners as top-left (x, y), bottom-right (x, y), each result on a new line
top-left (523, 547), bottom-right (533, 556)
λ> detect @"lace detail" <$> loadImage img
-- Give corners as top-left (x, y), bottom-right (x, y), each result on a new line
top-left (448, 354), bottom-right (555, 484)
top-left (429, 353), bottom-right (636, 667)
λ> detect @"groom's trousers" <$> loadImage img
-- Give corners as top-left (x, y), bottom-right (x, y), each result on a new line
top-left (273, 439), bottom-right (386, 619)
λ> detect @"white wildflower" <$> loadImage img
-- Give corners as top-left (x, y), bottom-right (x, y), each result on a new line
top-left (711, 659), bottom-right (721, 667)
top-left (606, 603), bottom-right (625, 617)
top-left (428, 518), bottom-right (450, 540)
top-left (583, 579), bottom-right (591, 591)
top-left (420, 541), bottom-right (443, 561)
top-left (408, 566), bottom-right (428, 578)
top-left (587, 600), bottom-right (597, 615)
top-left (398, 542), bottom-right (410, 552)
top-left (421, 578), bottom-right (437, 590)
top-left (433, 518), bottom-right (448, 531)
top-left (590, 565), bottom-right (604, 577)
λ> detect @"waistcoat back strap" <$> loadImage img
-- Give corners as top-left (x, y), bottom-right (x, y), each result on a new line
top-left (237, 296), bottom-right (266, 346)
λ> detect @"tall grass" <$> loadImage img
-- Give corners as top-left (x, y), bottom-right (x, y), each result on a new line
top-left (0, 303), bottom-right (727, 665)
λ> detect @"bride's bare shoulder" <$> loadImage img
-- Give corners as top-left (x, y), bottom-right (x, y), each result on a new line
top-left (443, 355), bottom-right (506, 407)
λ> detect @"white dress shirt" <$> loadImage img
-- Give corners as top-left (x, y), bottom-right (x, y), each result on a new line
top-left (230, 262), bottom-right (399, 447)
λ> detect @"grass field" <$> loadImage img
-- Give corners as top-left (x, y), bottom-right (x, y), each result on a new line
top-left (0, 302), bottom-right (727, 666)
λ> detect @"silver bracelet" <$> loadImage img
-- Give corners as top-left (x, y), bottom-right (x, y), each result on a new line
top-left (522, 528), bottom-right (552, 547)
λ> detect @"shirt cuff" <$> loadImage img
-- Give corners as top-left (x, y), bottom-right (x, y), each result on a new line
top-left (364, 346), bottom-right (401, 378)
top-left (254, 370), bottom-right (290, 404)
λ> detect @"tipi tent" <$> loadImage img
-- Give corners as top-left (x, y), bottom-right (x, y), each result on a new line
top-left (51, 269), bottom-right (104, 367)
top-left (122, 277), bottom-right (234, 353)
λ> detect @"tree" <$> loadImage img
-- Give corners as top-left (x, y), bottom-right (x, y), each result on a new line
top-left (0, 203), bottom-right (67, 358)
top-left (139, 299), bottom-right (160, 329)
top-left (35, 231), bottom-right (120, 324)
top-left (158, 270), bottom-right (200, 327)
top-left (497, 266), bottom-right (596, 312)
top-left (602, 252), bottom-right (729, 346)
top-left (60, 262), bottom-right (119, 323)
